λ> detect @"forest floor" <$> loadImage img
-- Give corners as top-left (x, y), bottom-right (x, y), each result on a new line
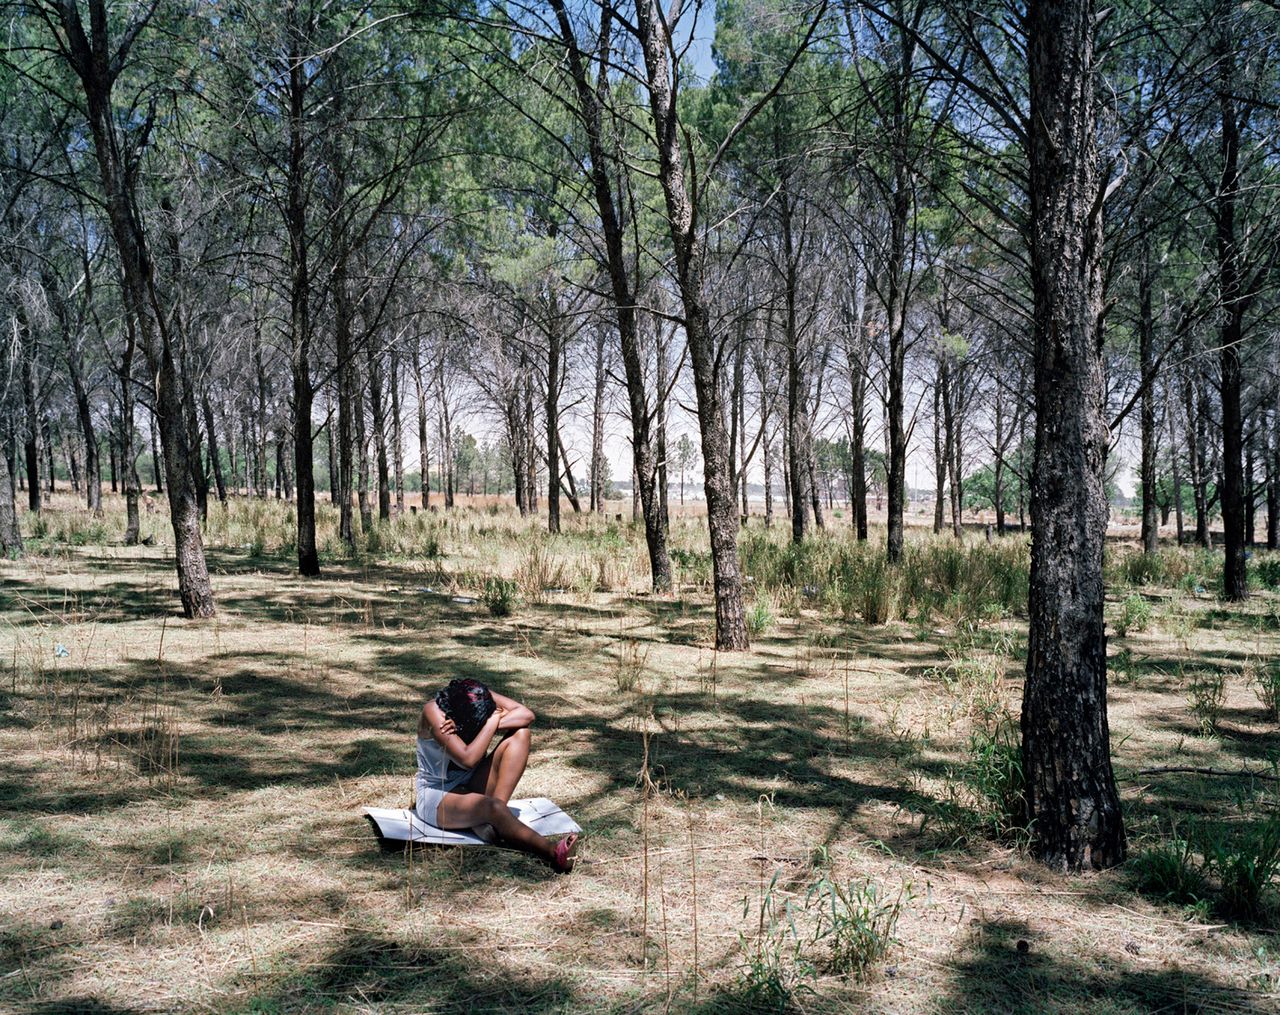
top-left (1, 493), bottom-right (1278, 1014)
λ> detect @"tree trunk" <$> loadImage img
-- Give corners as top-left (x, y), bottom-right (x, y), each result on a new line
top-left (365, 339), bottom-right (392, 522)
top-left (943, 359), bottom-right (963, 539)
top-left (55, 1), bottom-right (214, 616)
top-left (0, 345), bottom-right (24, 555)
top-left (786, 260), bottom-right (810, 544)
top-left (1268, 401), bottom-right (1279, 549)
top-left (590, 327), bottom-right (606, 513)
top-left (549, 0), bottom-right (671, 591)
top-left (335, 260), bottom-right (358, 547)
top-left (637, 0), bottom-right (747, 647)
top-left (1139, 234), bottom-right (1159, 554)
top-left (1216, 34), bottom-right (1247, 600)
top-left (284, 22), bottom-right (320, 575)
top-left (20, 326), bottom-right (41, 513)
top-left (67, 334), bottom-right (102, 515)
top-left (933, 376), bottom-right (945, 533)
top-left (546, 298), bottom-right (562, 534)
top-left (1021, 0), bottom-right (1125, 871)
top-left (656, 324), bottom-right (671, 528)
top-left (1170, 398), bottom-right (1185, 544)
top-left (390, 345), bottom-right (405, 515)
top-left (120, 335), bottom-right (141, 546)
top-left (354, 379), bottom-right (372, 535)
top-left (204, 397), bottom-right (227, 504)
top-left (1183, 360), bottom-right (1209, 548)
top-left (412, 340), bottom-right (430, 509)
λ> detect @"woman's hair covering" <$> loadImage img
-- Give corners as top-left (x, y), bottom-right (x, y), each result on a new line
top-left (435, 677), bottom-right (495, 744)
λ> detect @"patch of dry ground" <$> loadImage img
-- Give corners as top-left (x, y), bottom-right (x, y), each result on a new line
top-left (0, 494), bottom-right (1277, 1013)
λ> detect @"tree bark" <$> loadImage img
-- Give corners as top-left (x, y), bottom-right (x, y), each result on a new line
top-left (636, 0), bottom-right (747, 647)
top-left (549, 0), bottom-right (671, 591)
top-left (933, 373), bottom-right (945, 534)
top-left (66, 329), bottom-right (101, 515)
top-left (284, 14), bottom-right (320, 575)
top-left (590, 327), bottom-right (606, 513)
top-left (1216, 32), bottom-right (1247, 600)
top-left (390, 345), bottom-right (405, 515)
top-left (204, 396), bottom-right (227, 504)
top-left (55, 1), bottom-right (214, 616)
top-left (546, 296), bottom-right (562, 534)
top-left (20, 322), bottom-right (41, 513)
top-left (366, 339), bottom-right (392, 522)
top-left (1138, 233), bottom-right (1159, 554)
top-left (412, 339), bottom-right (430, 509)
top-left (1169, 397), bottom-right (1185, 544)
top-left (1022, 0), bottom-right (1125, 871)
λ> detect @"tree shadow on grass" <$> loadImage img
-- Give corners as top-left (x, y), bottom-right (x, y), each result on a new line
top-left (230, 928), bottom-right (578, 1013)
top-left (932, 916), bottom-right (1271, 1014)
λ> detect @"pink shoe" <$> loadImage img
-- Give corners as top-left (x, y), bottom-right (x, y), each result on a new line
top-left (551, 833), bottom-right (579, 873)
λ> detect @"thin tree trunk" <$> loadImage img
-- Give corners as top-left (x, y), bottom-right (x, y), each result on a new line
top-left (335, 263), bottom-right (357, 547)
top-left (55, 1), bottom-right (213, 615)
top-left (20, 327), bottom-right (40, 513)
top-left (1139, 232), bottom-right (1159, 554)
top-left (412, 340), bottom-right (430, 509)
top-left (284, 22), bottom-right (320, 574)
top-left (546, 298), bottom-right (562, 534)
top-left (1216, 32), bottom-right (1247, 600)
top-left (933, 376), bottom-right (945, 534)
top-left (591, 327), bottom-right (606, 513)
top-left (637, 0), bottom-right (747, 647)
top-left (656, 323), bottom-right (671, 528)
top-left (204, 396), bottom-right (227, 504)
top-left (390, 345), bottom-right (405, 515)
top-left (549, 0), bottom-right (671, 591)
top-left (365, 339), bottom-right (392, 522)
top-left (1170, 398), bottom-right (1185, 544)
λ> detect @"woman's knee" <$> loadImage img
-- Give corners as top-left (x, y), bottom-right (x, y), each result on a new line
top-left (509, 727), bottom-right (531, 746)
top-left (479, 794), bottom-right (506, 821)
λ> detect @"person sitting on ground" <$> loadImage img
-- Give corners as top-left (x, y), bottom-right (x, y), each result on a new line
top-left (416, 677), bottom-right (577, 873)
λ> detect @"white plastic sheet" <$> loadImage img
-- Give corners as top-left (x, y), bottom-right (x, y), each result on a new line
top-left (364, 797), bottom-right (581, 847)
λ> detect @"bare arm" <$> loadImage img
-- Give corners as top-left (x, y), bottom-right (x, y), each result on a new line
top-left (489, 689), bottom-right (535, 730)
top-left (420, 700), bottom-right (502, 770)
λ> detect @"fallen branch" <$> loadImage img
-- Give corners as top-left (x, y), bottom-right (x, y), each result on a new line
top-left (1128, 766), bottom-right (1280, 783)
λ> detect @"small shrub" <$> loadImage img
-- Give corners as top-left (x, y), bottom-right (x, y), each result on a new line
top-left (735, 870), bottom-right (812, 1010)
top-left (965, 716), bottom-right (1026, 840)
top-left (1253, 557), bottom-right (1280, 591)
top-left (1249, 657), bottom-right (1280, 720)
top-left (482, 577), bottom-right (518, 617)
top-left (1131, 833), bottom-right (1207, 905)
top-left (614, 637), bottom-right (648, 693)
top-left (1122, 551), bottom-right (1167, 587)
top-left (1116, 593), bottom-right (1153, 636)
top-left (515, 544), bottom-right (568, 603)
top-left (804, 870), bottom-right (908, 982)
top-left (670, 547), bottom-right (712, 589)
top-left (746, 593), bottom-right (776, 637)
top-left (1187, 669), bottom-right (1226, 736)
top-left (858, 555), bottom-right (894, 625)
top-left (1203, 819), bottom-right (1280, 921)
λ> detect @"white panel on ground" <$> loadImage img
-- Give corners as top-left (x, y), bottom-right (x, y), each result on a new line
top-left (364, 798), bottom-right (581, 847)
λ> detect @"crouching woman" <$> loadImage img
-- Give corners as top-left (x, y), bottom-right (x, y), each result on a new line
top-left (416, 677), bottom-right (577, 873)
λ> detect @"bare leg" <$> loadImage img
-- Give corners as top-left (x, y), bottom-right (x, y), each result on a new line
top-left (483, 728), bottom-right (530, 803)
top-left (435, 790), bottom-right (555, 862)
top-left (465, 728), bottom-right (531, 804)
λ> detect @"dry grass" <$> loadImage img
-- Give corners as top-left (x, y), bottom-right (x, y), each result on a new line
top-left (0, 492), bottom-right (1278, 1013)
